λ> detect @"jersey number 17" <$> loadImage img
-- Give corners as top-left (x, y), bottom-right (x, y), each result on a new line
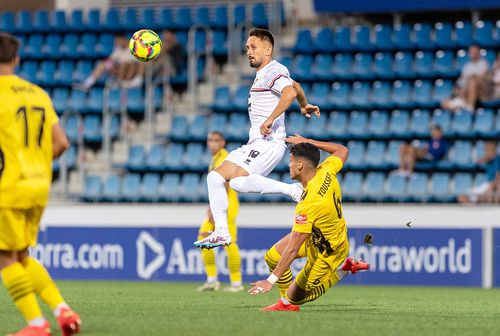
top-left (16, 106), bottom-right (46, 148)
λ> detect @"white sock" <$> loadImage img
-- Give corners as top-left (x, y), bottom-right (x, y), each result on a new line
top-left (230, 175), bottom-right (292, 195)
top-left (335, 268), bottom-right (350, 280)
top-left (207, 171), bottom-right (229, 235)
top-left (280, 296), bottom-right (290, 305)
top-left (83, 76), bottom-right (96, 89)
top-left (28, 317), bottom-right (46, 327)
top-left (207, 276), bottom-right (218, 282)
top-left (53, 302), bottom-right (69, 318)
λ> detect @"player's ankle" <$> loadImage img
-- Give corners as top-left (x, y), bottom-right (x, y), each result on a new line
top-left (280, 296), bottom-right (291, 305)
top-left (53, 303), bottom-right (70, 318)
top-left (28, 317), bottom-right (47, 327)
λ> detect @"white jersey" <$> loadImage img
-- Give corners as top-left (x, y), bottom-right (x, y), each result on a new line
top-left (248, 60), bottom-right (294, 143)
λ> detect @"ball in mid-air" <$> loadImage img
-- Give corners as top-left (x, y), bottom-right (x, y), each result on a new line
top-left (129, 29), bottom-right (162, 62)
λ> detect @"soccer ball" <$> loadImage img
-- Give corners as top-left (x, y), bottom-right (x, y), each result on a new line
top-left (129, 29), bottom-right (162, 62)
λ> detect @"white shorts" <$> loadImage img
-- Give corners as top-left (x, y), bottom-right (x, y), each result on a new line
top-left (466, 182), bottom-right (491, 203)
top-left (225, 139), bottom-right (286, 176)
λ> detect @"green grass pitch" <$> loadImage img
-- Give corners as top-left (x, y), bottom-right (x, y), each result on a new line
top-left (1, 281), bottom-right (499, 336)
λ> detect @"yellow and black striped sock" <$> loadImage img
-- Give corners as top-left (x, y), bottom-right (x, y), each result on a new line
top-left (225, 243), bottom-right (242, 284)
top-left (1, 262), bottom-right (43, 321)
top-left (22, 257), bottom-right (65, 311)
top-left (264, 245), bottom-right (293, 297)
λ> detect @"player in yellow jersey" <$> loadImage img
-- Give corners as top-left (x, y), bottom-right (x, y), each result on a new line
top-left (249, 134), bottom-right (369, 311)
top-left (0, 33), bottom-right (81, 336)
top-left (197, 131), bottom-right (243, 292)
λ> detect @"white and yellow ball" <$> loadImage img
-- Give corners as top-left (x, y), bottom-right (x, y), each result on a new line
top-left (129, 29), bottom-right (162, 62)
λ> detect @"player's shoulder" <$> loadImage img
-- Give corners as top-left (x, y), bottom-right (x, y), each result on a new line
top-left (265, 60), bottom-right (290, 76)
top-left (9, 75), bottom-right (50, 99)
top-left (318, 155), bottom-right (344, 174)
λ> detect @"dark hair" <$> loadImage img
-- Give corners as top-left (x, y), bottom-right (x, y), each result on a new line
top-left (431, 125), bottom-right (442, 132)
top-left (248, 27), bottom-right (274, 47)
top-left (208, 130), bottom-right (225, 141)
top-left (0, 33), bottom-right (20, 63)
top-left (290, 143), bottom-right (320, 168)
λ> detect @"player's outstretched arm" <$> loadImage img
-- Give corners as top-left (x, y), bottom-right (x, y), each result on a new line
top-left (260, 85), bottom-right (297, 135)
top-left (293, 81), bottom-right (320, 118)
top-left (52, 123), bottom-right (70, 159)
top-left (285, 134), bottom-right (349, 164)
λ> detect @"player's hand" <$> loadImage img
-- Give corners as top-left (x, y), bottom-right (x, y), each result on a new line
top-left (249, 280), bottom-right (273, 295)
top-left (260, 118), bottom-right (273, 136)
top-left (301, 104), bottom-right (320, 118)
top-left (285, 134), bottom-right (308, 145)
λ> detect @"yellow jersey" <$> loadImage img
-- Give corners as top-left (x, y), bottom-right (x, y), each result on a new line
top-left (292, 156), bottom-right (346, 256)
top-left (210, 148), bottom-right (238, 205)
top-left (0, 75), bottom-right (59, 209)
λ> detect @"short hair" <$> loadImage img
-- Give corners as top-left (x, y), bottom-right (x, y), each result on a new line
top-left (431, 125), bottom-right (442, 132)
top-left (290, 143), bottom-right (320, 168)
top-left (248, 27), bottom-right (274, 47)
top-left (208, 130), bottom-right (225, 141)
top-left (0, 33), bottom-right (20, 63)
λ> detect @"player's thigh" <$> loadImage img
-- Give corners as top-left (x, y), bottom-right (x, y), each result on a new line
top-left (0, 208), bottom-right (31, 251)
top-left (214, 160), bottom-right (250, 181)
top-left (223, 141), bottom-right (286, 177)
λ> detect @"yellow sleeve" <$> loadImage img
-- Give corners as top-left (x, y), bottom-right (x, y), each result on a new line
top-left (292, 200), bottom-right (317, 234)
top-left (44, 92), bottom-right (59, 126)
top-left (318, 156), bottom-right (343, 174)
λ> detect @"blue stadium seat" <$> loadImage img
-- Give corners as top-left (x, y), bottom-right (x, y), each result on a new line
top-left (64, 115), bottom-right (79, 142)
top-left (232, 85), bottom-right (249, 112)
top-left (430, 173), bottom-right (452, 202)
top-left (170, 115), bottom-right (189, 142)
top-left (413, 23), bottom-right (435, 50)
top-left (193, 30), bottom-right (207, 54)
top-left (386, 172), bottom-right (408, 202)
top-left (350, 82), bottom-right (372, 110)
top-left (326, 111), bottom-right (348, 139)
top-left (352, 53), bottom-right (374, 80)
top-left (68, 90), bottom-right (87, 113)
top-left (393, 52), bottom-right (415, 78)
top-left (370, 81), bottom-right (392, 109)
top-left (111, 115), bottom-right (120, 140)
top-left (432, 109), bottom-right (452, 134)
top-left (188, 115), bottom-right (208, 141)
top-left (363, 172), bottom-right (385, 202)
top-left (159, 8), bottom-right (174, 30)
top-left (303, 113), bottom-right (327, 140)
top-left (434, 22), bottom-right (455, 49)
top-left (52, 88), bottom-right (70, 115)
top-left (474, 140), bottom-right (486, 161)
top-left (179, 174), bottom-right (202, 202)
top-left (389, 109), bottom-right (410, 138)
top-left (342, 172), bottom-right (363, 202)
top-left (104, 8), bottom-right (121, 31)
top-left (408, 173), bottom-right (429, 202)
top-left (345, 141), bottom-right (366, 170)
top-left (87, 87), bottom-right (104, 113)
top-left (292, 55), bottom-right (313, 82)
top-left (83, 115), bottom-right (101, 143)
top-left (107, 88), bottom-right (122, 112)
top-left (0, 12), bottom-right (15, 33)
top-left (333, 26), bottom-right (352, 51)
top-left (37, 61), bottom-right (57, 86)
top-left (24, 34), bottom-right (43, 59)
top-left (213, 31), bottom-right (228, 57)
top-left (19, 61), bottom-right (38, 83)
top-left (123, 8), bottom-right (139, 31)
top-left (450, 141), bottom-right (474, 170)
top-left (386, 140), bottom-right (404, 168)
top-left (394, 24), bottom-right (414, 50)
top-left (292, 28), bottom-right (314, 54)
top-left (140, 173), bottom-right (160, 202)
top-left (475, 21), bottom-right (496, 48)
top-left (451, 110), bottom-right (473, 137)
top-left (432, 79), bottom-right (454, 105)
top-left (33, 10), bottom-right (49, 33)
top-left (127, 145), bottom-right (146, 171)
top-left (73, 60), bottom-right (93, 83)
top-left (15, 11), bottom-right (32, 34)
top-left (211, 6), bottom-right (228, 29)
top-left (53, 60), bottom-right (74, 86)
top-left (368, 110), bottom-right (389, 138)
top-left (373, 24), bottom-right (393, 50)
top-left (68, 10), bottom-right (84, 32)
top-left (208, 114), bottom-right (227, 133)
top-left (122, 174), bottom-right (141, 202)
top-left (311, 54), bottom-right (334, 81)
top-left (353, 25), bottom-right (372, 51)
top-left (331, 54), bottom-right (353, 80)
top-left (473, 108), bottom-right (496, 137)
top-left (455, 49), bottom-right (469, 70)
top-left (413, 80), bottom-right (434, 108)
top-left (373, 53), bottom-right (394, 80)
top-left (174, 7), bottom-right (193, 30)
top-left (147, 144), bottom-right (166, 172)
top-left (455, 21), bottom-right (473, 48)
top-left (309, 83), bottom-right (332, 110)
top-left (212, 86), bottom-right (233, 113)
top-left (82, 176), bottom-right (102, 202)
top-left (42, 34), bottom-right (61, 59)
top-left (127, 88), bottom-right (145, 114)
top-left (233, 5), bottom-right (246, 26)
top-left (183, 143), bottom-right (205, 172)
top-left (252, 3), bottom-right (268, 28)
top-left (78, 33), bottom-right (97, 57)
top-left (391, 81), bottom-right (413, 109)
top-left (414, 51), bottom-right (435, 78)
top-left (314, 27), bottom-right (335, 53)
top-left (102, 175), bottom-right (121, 202)
top-left (286, 113), bottom-right (306, 135)
top-left (159, 174), bottom-right (181, 202)
top-left (96, 34), bottom-right (114, 58)
top-left (138, 8), bottom-right (158, 31)
top-left (365, 141), bottom-right (388, 169)
top-left (409, 109), bottom-right (431, 137)
top-left (452, 173), bottom-right (473, 197)
top-left (347, 111), bottom-right (368, 139)
top-left (60, 34), bottom-right (79, 58)
top-left (164, 143), bottom-right (185, 171)
top-left (434, 50), bottom-right (458, 77)
top-left (87, 9), bottom-right (102, 32)
top-left (50, 10), bottom-right (67, 33)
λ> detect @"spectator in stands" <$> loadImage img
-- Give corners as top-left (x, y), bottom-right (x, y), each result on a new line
top-left (481, 51), bottom-right (500, 103)
top-left (154, 30), bottom-right (186, 76)
top-left (441, 45), bottom-right (489, 112)
top-left (458, 141), bottom-right (500, 204)
top-left (399, 125), bottom-right (448, 175)
top-left (75, 34), bottom-right (143, 90)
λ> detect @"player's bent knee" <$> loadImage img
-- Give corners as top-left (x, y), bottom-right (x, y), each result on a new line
top-left (0, 250), bottom-right (18, 269)
top-left (17, 249), bottom-right (29, 262)
top-left (228, 176), bottom-right (245, 192)
top-left (207, 170), bottom-right (226, 187)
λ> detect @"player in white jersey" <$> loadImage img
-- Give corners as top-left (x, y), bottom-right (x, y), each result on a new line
top-left (194, 28), bottom-right (320, 249)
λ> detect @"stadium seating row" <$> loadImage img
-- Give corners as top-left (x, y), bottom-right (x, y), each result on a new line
top-left (81, 171), bottom-right (487, 203)
top-left (0, 4), bottom-right (271, 34)
top-left (291, 21), bottom-right (500, 54)
top-left (64, 115), bottom-right (121, 144)
top-left (52, 146), bottom-right (78, 173)
top-left (125, 139), bottom-right (499, 174)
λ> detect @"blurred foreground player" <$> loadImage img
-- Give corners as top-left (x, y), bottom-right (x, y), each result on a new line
top-left (0, 33), bottom-right (81, 336)
top-left (249, 135), bottom-right (369, 311)
top-left (197, 132), bottom-right (243, 292)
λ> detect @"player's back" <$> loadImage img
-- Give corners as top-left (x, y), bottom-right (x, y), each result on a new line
top-left (0, 75), bottom-right (58, 209)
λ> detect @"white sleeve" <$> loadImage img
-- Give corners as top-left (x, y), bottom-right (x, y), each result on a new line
top-left (265, 68), bottom-right (293, 94)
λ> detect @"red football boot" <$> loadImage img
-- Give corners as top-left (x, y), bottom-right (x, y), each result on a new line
top-left (6, 321), bottom-right (51, 336)
top-left (57, 307), bottom-right (81, 336)
top-left (260, 299), bottom-right (300, 312)
top-left (341, 257), bottom-right (370, 274)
